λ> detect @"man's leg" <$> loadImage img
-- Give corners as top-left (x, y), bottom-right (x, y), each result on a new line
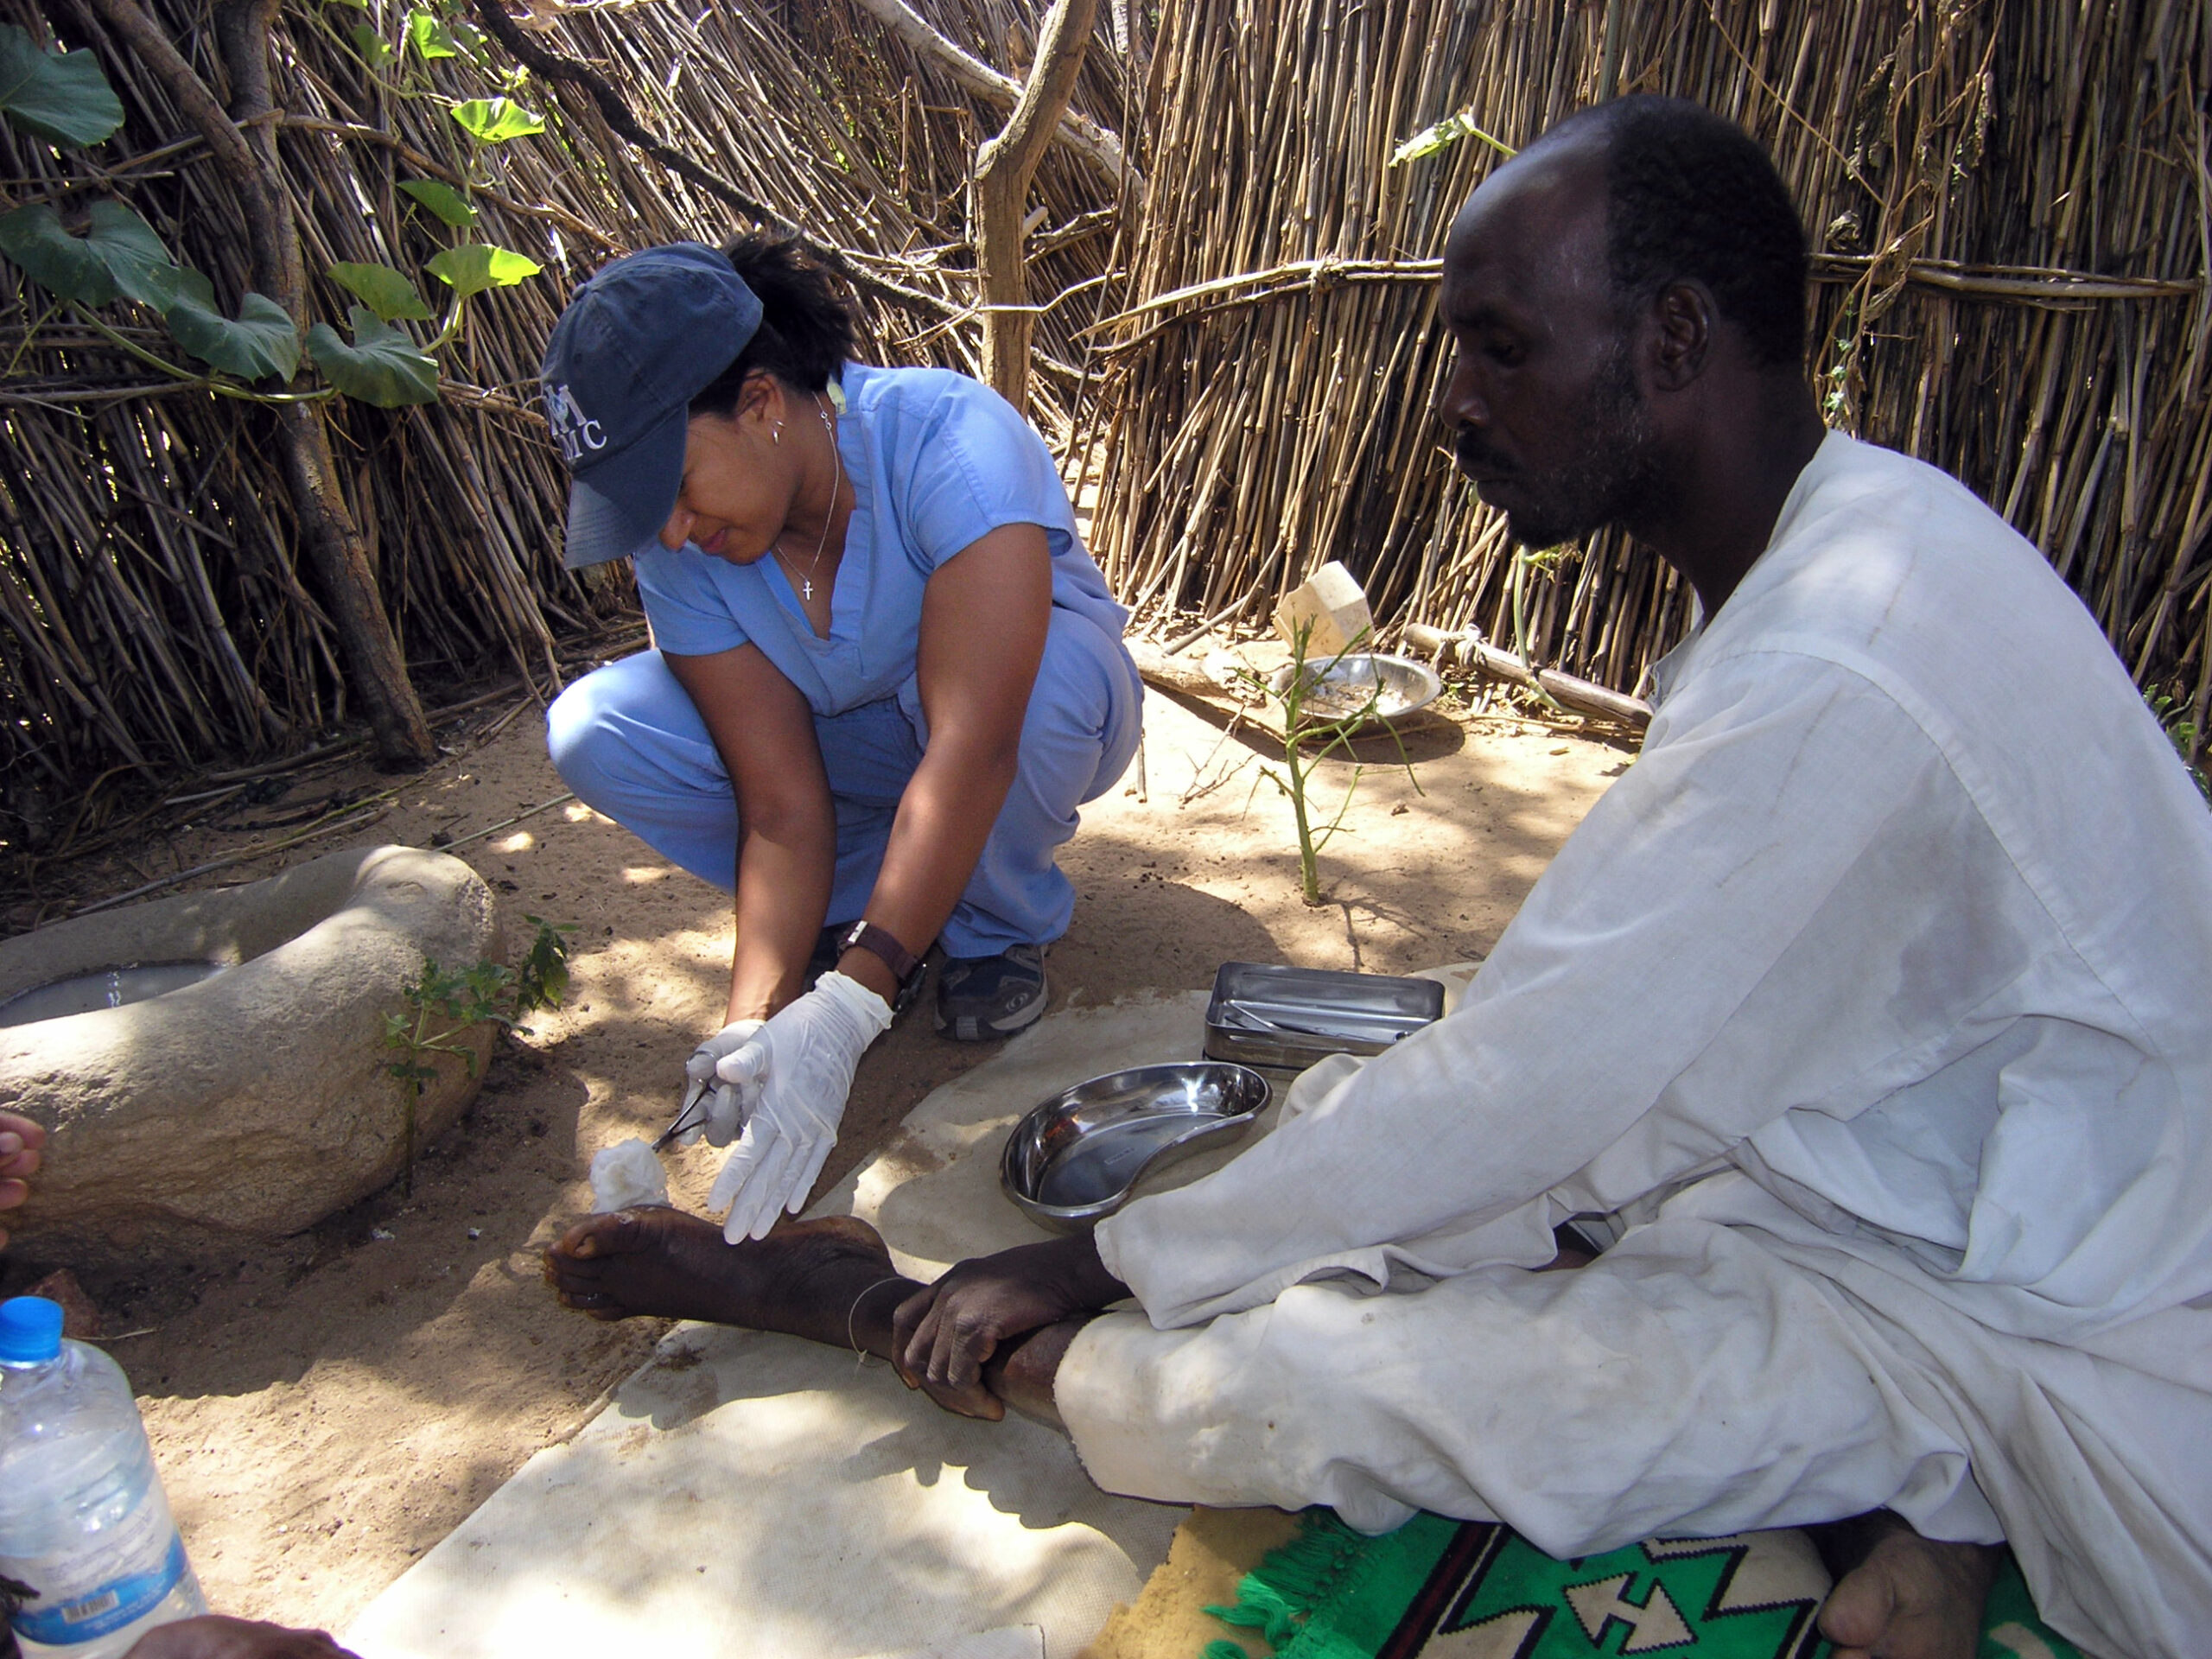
top-left (545, 1211), bottom-right (1998, 1659)
top-left (544, 1208), bottom-right (916, 1353)
top-left (543, 1207), bottom-right (1088, 1424)
top-left (1059, 1217), bottom-right (2012, 1657)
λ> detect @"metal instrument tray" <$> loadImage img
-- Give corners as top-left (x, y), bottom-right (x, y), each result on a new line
top-left (1203, 960), bottom-right (1445, 1071)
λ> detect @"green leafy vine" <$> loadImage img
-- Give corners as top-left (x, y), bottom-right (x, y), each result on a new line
top-left (0, 10), bottom-right (545, 410)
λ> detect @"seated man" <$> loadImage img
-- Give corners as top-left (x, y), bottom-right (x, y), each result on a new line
top-left (548, 96), bottom-right (2212, 1659)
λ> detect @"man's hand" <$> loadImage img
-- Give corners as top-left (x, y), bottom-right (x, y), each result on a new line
top-left (0, 1112), bottom-right (46, 1252)
top-left (125, 1616), bottom-right (361, 1659)
top-left (891, 1233), bottom-right (1128, 1419)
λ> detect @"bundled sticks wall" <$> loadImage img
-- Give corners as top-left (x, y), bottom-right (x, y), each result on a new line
top-left (0, 0), bottom-right (1128, 846)
top-left (1082, 0), bottom-right (2212, 746)
top-left (3, 0), bottom-right (2208, 855)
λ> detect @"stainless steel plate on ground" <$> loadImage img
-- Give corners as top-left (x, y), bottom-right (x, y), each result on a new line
top-left (1204, 960), bottom-right (1446, 1072)
top-left (1266, 652), bottom-right (1445, 728)
top-left (1001, 1061), bottom-right (1273, 1232)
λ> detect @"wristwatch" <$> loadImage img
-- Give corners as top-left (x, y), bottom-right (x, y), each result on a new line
top-left (837, 919), bottom-right (925, 993)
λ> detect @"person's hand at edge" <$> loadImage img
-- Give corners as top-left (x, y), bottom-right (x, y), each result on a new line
top-left (0, 1112), bottom-right (47, 1252)
top-left (891, 1232), bottom-right (1130, 1419)
top-left (678, 1019), bottom-right (766, 1147)
top-left (708, 971), bottom-right (891, 1241)
top-left (124, 1615), bottom-right (363, 1659)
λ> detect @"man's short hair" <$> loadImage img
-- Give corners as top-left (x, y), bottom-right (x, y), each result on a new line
top-left (1567, 97), bottom-right (1810, 370)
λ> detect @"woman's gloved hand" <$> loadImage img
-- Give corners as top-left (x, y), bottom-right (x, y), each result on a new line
top-left (677, 1019), bottom-right (767, 1147)
top-left (709, 970), bottom-right (892, 1241)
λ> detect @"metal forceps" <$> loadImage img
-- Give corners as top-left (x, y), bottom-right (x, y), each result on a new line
top-left (652, 1074), bottom-right (713, 1153)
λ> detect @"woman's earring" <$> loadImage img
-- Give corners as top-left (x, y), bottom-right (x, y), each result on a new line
top-left (772, 423), bottom-right (783, 445)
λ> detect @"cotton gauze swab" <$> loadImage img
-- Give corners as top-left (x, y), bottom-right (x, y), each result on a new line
top-left (589, 1137), bottom-right (671, 1212)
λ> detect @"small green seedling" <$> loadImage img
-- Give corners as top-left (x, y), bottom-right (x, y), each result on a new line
top-left (383, 914), bottom-right (572, 1192)
top-left (1234, 619), bottom-right (1421, 906)
top-left (2150, 692), bottom-right (2212, 805)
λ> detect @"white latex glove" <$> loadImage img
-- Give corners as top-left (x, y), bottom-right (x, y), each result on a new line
top-left (709, 970), bottom-right (892, 1241)
top-left (677, 1018), bottom-right (766, 1147)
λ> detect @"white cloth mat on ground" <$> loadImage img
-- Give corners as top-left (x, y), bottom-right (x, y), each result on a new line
top-left (345, 991), bottom-right (1220, 1659)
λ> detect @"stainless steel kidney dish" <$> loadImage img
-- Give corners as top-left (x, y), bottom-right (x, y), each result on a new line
top-left (1001, 1061), bottom-right (1272, 1232)
top-left (1204, 960), bottom-right (1446, 1072)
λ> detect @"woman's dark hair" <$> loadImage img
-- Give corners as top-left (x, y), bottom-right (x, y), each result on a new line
top-left (690, 232), bottom-right (861, 416)
top-left (1582, 96), bottom-right (1809, 370)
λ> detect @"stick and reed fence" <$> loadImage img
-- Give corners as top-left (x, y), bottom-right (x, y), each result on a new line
top-left (1080, 0), bottom-right (2212, 752)
top-left (3, 0), bottom-right (2207, 879)
top-left (0, 0), bottom-right (1130, 861)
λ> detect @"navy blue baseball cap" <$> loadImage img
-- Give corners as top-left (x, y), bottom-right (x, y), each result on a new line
top-left (540, 244), bottom-right (764, 570)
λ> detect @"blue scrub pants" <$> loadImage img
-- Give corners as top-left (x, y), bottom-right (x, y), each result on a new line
top-left (546, 608), bottom-right (1143, 958)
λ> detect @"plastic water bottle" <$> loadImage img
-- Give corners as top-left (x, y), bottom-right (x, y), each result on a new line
top-left (0, 1298), bottom-right (206, 1656)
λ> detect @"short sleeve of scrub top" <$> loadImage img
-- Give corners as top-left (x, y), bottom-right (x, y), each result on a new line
top-left (630, 364), bottom-right (1125, 718)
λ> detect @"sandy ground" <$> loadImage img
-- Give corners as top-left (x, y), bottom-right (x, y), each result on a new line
top-left (0, 651), bottom-right (1628, 1635)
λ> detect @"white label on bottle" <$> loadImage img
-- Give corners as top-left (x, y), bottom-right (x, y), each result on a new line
top-left (0, 1482), bottom-right (187, 1647)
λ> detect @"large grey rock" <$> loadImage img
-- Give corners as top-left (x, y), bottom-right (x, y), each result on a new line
top-left (0, 845), bottom-right (503, 1263)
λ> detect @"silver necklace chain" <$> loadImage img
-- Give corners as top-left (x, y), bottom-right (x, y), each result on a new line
top-left (778, 397), bottom-right (841, 603)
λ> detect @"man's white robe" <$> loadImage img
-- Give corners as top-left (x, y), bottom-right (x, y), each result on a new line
top-left (1056, 434), bottom-right (2212, 1659)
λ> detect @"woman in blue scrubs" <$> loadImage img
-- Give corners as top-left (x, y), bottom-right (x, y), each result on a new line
top-left (540, 237), bottom-right (1142, 1241)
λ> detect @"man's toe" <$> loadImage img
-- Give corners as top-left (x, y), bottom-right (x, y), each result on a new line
top-left (1817, 1576), bottom-right (1891, 1653)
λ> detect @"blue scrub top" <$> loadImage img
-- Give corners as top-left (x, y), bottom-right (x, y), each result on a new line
top-left (632, 363), bottom-right (1128, 717)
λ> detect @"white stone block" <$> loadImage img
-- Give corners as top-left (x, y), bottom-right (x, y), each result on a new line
top-left (1273, 560), bottom-right (1373, 658)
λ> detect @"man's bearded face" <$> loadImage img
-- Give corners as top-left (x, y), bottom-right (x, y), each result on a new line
top-left (1450, 332), bottom-right (1663, 551)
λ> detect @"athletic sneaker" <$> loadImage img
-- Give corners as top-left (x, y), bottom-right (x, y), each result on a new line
top-left (935, 942), bottom-right (1047, 1040)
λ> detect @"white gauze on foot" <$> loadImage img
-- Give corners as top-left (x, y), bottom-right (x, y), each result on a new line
top-left (589, 1137), bottom-right (671, 1212)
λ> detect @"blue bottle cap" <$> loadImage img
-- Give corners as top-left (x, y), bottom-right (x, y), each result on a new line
top-left (0, 1296), bottom-right (65, 1363)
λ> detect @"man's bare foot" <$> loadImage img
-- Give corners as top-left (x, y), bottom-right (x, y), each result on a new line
top-left (543, 1208), bottom-right (918, 1355)
top-left (1815, 1510), bottom-right (2002, 1659)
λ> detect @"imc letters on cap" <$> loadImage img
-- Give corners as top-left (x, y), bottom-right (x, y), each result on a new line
top-left (544, 383), bottom-right (607, 463)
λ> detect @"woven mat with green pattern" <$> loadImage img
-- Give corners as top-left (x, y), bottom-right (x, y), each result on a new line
top-left (1199, 1510), bottom-right (2082, 1659)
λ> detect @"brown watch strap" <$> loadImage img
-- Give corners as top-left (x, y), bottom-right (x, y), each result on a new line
top-left (838, 919), bottom-right (922, 985)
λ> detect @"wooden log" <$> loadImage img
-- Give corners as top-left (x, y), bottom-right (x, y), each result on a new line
top-left (1126, 639), bottom-right (1245, 703)
top-left (96, 0), bottom-right (436, 769)
top-left (1402, 623), bottom-right (1652, 731)
top-left (974, 0), bottom-right (1100, 416)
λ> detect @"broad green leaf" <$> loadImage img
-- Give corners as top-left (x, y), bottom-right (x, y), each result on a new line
top-left (406, 10), bottom-right (459, 59)
top-left (84, 199), bottom-right (181, 308)
top-left (348, 23), bottom-right (394, 68)
top-left (324, 0), bottom-right (372, 10)
top-left (0, 200), bottom-right (180, 308)
top-left (327, 259), bottom-right (431, 321)
top-left (0, 25), bottom-right (124, 148)
top-left (0, 200), bottom-right (118, 304)
top-left (166, 270), bottom-right (299, 382)
top-left (1388, 109), bottom-right (1515, 168)
top-left (308, 306), bottom-right (439, 406)
top-left (425, 242), bottom-right (540, 300)
top-left (397, 178), bottom-right (476, 227)
top-left (446, 19), bottom-right (486, 55)
top-left (449, 96), bottom-right (543, 143)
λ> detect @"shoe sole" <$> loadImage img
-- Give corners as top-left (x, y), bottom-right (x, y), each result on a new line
top-left (935, 983), bottom-right (1047, 1042)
